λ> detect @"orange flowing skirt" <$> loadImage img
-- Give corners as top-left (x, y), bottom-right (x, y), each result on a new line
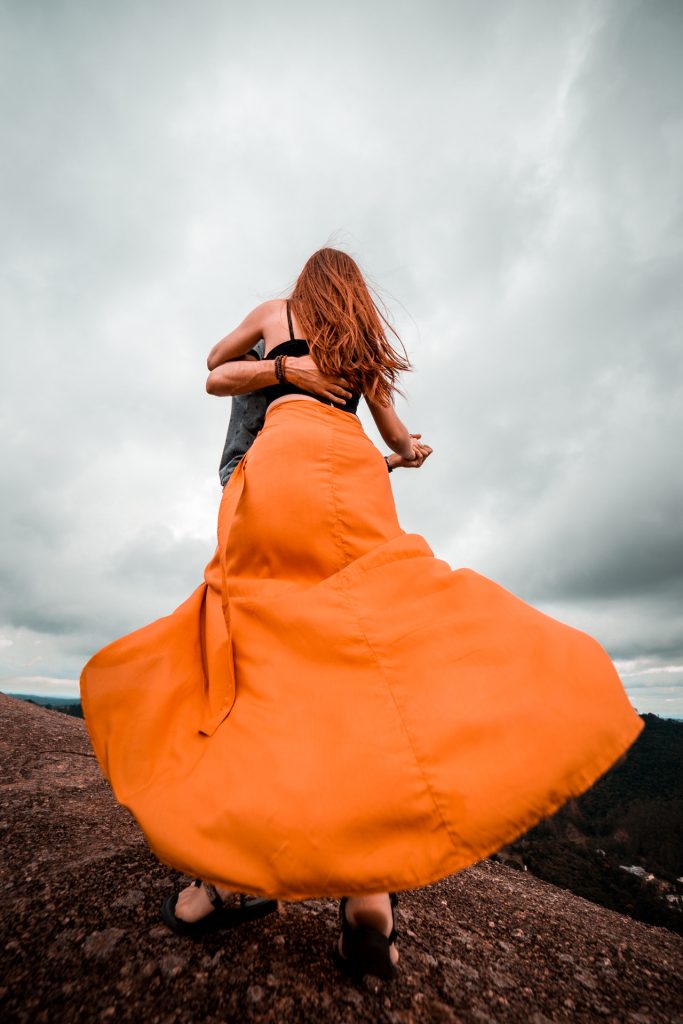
top-left (80, 399), bottom-right (644, 900)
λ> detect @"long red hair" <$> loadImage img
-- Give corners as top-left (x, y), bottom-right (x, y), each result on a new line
top-left (289, 248), bottom-right (411, 404)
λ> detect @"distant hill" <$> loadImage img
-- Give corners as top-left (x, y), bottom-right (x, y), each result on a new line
top-left (4, 693), bottom-right (84, 719)
top-left (494, 712), bottom-right (683, 934)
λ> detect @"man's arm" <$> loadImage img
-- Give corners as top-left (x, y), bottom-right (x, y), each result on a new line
top-left (207, 358), bottom-right (278, 396)
top-left (206, 353), bottom-right (354, 404)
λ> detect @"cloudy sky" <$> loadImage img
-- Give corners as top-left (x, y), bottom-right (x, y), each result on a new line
top-left (1, 0), bottom-right (681, 718)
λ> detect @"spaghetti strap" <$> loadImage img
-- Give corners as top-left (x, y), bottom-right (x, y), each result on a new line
top-left (286, 299), bottom-right (295, 342)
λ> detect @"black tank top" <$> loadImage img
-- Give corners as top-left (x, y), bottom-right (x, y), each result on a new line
top-left (261, 301), bottom-right (361, 415)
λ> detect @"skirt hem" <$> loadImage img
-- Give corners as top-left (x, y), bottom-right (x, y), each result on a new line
top-left (141, 710), bottom-right (644, 902)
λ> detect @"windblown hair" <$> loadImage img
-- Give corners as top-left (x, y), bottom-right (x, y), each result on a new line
top-left (289, 248), bottom-right (411, 404)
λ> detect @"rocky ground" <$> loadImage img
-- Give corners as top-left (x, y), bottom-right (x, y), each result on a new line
top-left (1, 693), bottom-right (681, 1024)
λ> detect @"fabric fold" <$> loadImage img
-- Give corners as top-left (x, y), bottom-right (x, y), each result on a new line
top-left (80, 398), bottom-right (644, 900)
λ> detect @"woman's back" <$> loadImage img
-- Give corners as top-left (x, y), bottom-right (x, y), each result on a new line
top-left (261, 300), bottom-right (361, 415)
top-left (261, 299), bottom-right (305, 359)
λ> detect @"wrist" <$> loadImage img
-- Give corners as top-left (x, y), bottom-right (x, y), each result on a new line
top-left (261, 362), bottom-right (279, 387)
top-left (282, 356), bottom-right (302, 387)
top-left (274, 354), bottom-right (289, 384)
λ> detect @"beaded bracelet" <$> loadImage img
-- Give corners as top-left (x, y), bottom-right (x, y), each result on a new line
top-left (274, 354), bottom-right (289, 384)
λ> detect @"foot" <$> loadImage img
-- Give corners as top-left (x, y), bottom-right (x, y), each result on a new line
top-left (337, 893), bottom-right (399, 967)
top-left (174, 880), bottom-right (233, 923)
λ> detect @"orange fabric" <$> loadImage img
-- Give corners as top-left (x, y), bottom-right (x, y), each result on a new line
top-left (80, 399), bottom-right (644, 900)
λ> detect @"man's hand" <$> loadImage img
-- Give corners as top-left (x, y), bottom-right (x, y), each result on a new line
top-left (387, 434), bottom-right (433, 470)
top-left (285, 354), bottom-right (353, 404)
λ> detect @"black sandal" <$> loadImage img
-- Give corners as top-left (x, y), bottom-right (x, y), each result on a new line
top-left (332, 892), bottom-right (399, 980)
top-left (161, 878), bottom-right (278, 940)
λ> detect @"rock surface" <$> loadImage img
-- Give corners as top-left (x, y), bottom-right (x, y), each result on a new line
top-left (1, 693), bottom-right (681, 1023)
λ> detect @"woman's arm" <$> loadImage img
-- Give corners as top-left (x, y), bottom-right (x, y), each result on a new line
top-left (366, 396), bottom-right (418, 460)
top-left (207, 301), bottom-right (273, 371)
top-left (386, 436), bottom-right (433, 470)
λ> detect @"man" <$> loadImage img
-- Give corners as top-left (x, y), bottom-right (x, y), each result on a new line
top-left (217, 339), bottom-right (269, 486)
top-left (214, 341), bottom-right (431, 486)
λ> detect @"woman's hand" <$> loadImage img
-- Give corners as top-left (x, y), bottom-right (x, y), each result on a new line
top-left (387, 434), bottom-right (433, 470)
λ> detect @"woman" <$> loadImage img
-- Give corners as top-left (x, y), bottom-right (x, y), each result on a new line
top-left (80, 247), bottom-right (644, 982)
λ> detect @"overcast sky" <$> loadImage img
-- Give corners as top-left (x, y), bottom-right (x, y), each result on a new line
top-left (1, 0), bottom-right (681, 718)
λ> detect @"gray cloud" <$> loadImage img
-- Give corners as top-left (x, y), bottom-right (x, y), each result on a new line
top-left (1, 0), bottom-right (681, 718)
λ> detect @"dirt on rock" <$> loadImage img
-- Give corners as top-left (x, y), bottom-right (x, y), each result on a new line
top-left (1, 693), bottom-right (681, 1024)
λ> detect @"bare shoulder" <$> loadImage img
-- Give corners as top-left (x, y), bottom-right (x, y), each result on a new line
top-left (250, 298), bottom-right (289, 329)
top-left (241, 298), bottom-right (279, 323)
top-left (259, 298), bottom-right (284, 313)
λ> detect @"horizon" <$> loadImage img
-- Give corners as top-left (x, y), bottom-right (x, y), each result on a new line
top-left (4, 688), bottom-right (683, 725)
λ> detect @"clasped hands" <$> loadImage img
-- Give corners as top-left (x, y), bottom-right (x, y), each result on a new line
top-left (388, 436), bottom-right (432, 470)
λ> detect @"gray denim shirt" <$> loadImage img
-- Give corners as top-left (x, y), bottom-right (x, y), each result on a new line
top-left (218, 339), bottom-right (269, 487)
